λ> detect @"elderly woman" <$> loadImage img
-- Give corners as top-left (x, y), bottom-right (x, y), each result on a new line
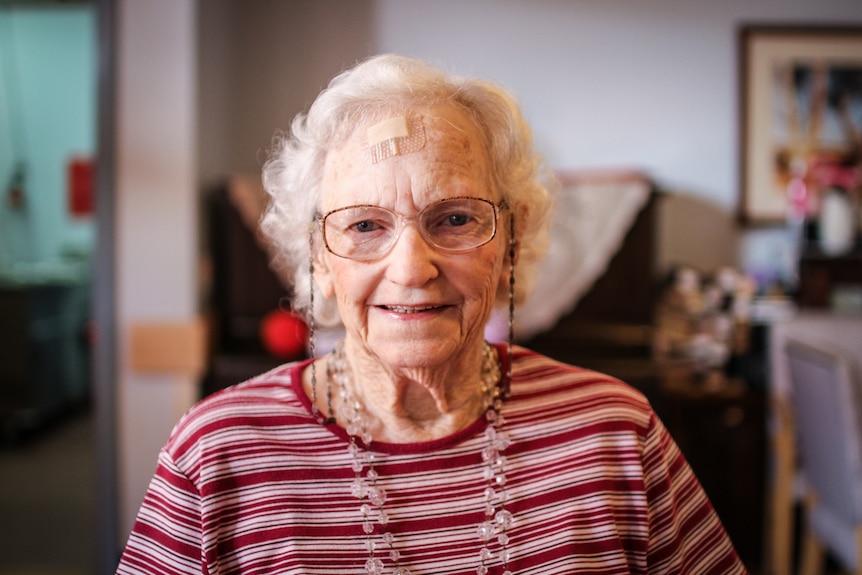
top-left (117, 55), bottom-right (747, 575)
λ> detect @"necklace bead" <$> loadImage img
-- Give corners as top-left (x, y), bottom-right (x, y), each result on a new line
top-left (326, 340), bottom-right (511, 574)
top-left (366, 557), bottom-right (384, 574)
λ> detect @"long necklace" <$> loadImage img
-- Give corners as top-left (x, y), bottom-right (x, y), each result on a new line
top-left (325, 340), bottom-right (513, 575)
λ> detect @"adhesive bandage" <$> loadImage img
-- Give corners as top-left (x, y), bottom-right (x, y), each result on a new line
top-left (367, 114), bottom-right (426, 163)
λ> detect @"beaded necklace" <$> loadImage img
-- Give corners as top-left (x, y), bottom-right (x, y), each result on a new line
top-left (322, 340), bottom-right (513, 575)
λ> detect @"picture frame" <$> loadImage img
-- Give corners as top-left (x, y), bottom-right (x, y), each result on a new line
top-left (738, 25), bottom-right (862, 225)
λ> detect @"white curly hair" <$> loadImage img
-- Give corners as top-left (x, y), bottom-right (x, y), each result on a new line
top-left (260, 53), bottom-right (554, 328)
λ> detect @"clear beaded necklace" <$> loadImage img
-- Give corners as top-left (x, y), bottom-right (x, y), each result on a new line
top-left (324, 340), bottom-right (513, 575)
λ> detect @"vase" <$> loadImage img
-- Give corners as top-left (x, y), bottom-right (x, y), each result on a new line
top-left (819, 188), bottom-right (856, 256)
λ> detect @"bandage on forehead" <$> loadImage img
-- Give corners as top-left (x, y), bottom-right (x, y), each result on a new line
top-left (366, 114), bottom-right (426, 163)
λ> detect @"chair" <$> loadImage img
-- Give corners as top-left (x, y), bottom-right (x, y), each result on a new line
top-left (785, 339), bottom-right (862, 575)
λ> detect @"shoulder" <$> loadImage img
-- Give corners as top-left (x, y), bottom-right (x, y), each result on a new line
top-left (164, 360), bottom-right (312, 457)
top-left (509, 345), bottom-right (650, 403)
top-left (507, 345), bottom-right (655, 430)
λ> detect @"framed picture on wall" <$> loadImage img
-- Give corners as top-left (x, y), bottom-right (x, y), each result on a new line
top-left (738, 25), bottom-right (862, 225)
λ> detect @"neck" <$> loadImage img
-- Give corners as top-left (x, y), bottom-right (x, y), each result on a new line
top-left (321, 340), bottom-right (499, 444)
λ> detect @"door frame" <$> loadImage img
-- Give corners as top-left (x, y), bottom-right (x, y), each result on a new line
top-left (94, 0), bottom-right (118, 572)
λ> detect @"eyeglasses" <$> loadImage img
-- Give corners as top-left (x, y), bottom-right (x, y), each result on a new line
top-left (319, 196), bottom-right (504, 261)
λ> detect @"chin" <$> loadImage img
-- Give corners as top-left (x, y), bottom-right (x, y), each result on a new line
top-left (366, 333), bottom-right (465, 369)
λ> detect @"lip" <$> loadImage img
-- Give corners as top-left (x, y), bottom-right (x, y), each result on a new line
top-left (374, 304), bottom-right (448, 315)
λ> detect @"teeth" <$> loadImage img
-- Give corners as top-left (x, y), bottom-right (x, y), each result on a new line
top-left (385, 305), bottom-right (438, 313)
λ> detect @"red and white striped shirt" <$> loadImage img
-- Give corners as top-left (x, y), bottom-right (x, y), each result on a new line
top-left (116, 345), bottom-right (748, 574)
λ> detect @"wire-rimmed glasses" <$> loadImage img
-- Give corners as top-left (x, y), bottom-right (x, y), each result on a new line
top-left (320, 196), bottom-right (505, 261)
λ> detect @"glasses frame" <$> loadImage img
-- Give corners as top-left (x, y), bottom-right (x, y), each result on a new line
top-left (318, 196), bottom-right (507, 261)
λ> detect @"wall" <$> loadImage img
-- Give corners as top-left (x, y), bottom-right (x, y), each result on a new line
top-left (198, 0), bottom-right (375, 188)
top-left (0, 5), bottom-right (96, 267)
top-left (115, 0), bottom-right (376, 547)
top-left (206, 0), bottom-right (862, 284)
top-left (115, 0), bottom-right (199, 541)
top-left (372, 0), bottom-right (862, 282)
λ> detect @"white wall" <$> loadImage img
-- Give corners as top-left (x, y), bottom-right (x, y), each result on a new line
top-left (116, 0), bottom-right (199, 542)
top-left (376, 0), bottom-right (861, 208)
top-left (198, 0), bottom-right (375, 187)
top-left (373, 0), bottom-right (862, 280)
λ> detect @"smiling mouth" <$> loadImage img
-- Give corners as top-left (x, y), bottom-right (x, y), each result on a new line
top-left (379, 304), bottom-right (444, 313)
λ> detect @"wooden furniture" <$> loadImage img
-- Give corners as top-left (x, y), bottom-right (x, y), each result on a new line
top-left (525, 186), bottom-right (768, 570)
top-left (797, 243), bottom-right (862, 308)
top-left (203, 185), bottom-right (291, 396)
top-left (659, 368), bottom-right (767, 570)
top-left (523, 188), bottom-right (660, 391)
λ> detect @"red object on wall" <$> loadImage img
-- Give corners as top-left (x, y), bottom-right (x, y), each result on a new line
top-left (68, 157), bottom-right (95, 217)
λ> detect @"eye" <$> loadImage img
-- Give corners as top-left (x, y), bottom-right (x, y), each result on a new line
top-left (429, 204), bottom-right (483, 232)
top-left (444, 213), bottom-right (470, 227)
top-left (353, 219), bottom-right (381, 233)
top-left (327, 207), bottom-right (393, 236)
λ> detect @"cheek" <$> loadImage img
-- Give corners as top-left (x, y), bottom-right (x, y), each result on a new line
top-left (314, 250), bottom-right (370, 303)
top-left (461, 251), bottom-right (506, 304)
top-left (328, 260), bottom-right (374, 309)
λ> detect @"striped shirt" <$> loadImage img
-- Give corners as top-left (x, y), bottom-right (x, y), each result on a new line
top-left (116, 345), bottom-right (748, 574)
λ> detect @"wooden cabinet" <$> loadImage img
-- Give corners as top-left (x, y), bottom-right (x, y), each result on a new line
top-left (797, 243), bottom-right (862, 308)
top-left (203, 186), bottom-right (291, 396)
top-left (523, 189), bottom-right (660, 392)
top-left (657, 375), bottom-right (766, 570)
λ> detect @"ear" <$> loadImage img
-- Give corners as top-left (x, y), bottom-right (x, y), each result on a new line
top-left (497, 262), bottom-right (510, 293)
top-left (495, 240), bottom-right (517, 307)
top-left (497, 219), bottom-right (517, 290)
top-left (312, 248), bottom-right (336, 299)
top-left (497, 257), bottom-right (515, 296)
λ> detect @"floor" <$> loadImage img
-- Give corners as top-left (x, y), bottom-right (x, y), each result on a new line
top-left (0, 409), bottom-right (97, 575)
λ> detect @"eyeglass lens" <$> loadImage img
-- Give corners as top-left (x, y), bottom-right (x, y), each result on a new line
top-left (323, 197), bottom-right (498, 260)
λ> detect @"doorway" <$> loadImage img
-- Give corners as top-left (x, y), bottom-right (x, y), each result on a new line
top-left (0, 1), bottom-right (114, 573)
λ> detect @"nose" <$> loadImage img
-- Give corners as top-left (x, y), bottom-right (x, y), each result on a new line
top-left (383, 223), bottom-right (439, 286)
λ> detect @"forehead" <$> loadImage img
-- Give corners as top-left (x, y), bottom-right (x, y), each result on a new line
top-left (320, 105), bottom-right (491, 209)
